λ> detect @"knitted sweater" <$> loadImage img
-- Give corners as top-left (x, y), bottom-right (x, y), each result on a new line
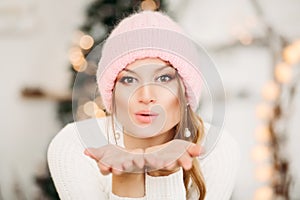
top-left (47, 117), bottom-right (240, 200)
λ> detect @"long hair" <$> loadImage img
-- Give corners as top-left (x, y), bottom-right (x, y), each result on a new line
top-left (174, 71), bottom-right (206, 200)
top-left (109, 67), bottom-right (206, 199)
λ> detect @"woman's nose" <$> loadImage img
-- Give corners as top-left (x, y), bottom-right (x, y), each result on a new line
top-left (137, 84), bottom-right (156, 104)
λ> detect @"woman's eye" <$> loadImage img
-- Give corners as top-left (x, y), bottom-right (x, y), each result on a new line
top-left (119, 76), bottom-right (137, 84)
top-left (156, 74), bottom-right (174, 82)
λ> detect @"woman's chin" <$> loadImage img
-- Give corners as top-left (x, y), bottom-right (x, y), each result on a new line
top-left (125, 127), bottom-right (163, 139)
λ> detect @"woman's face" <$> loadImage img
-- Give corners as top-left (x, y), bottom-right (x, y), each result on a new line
top-left (114, 58), bottom-right (182, 138)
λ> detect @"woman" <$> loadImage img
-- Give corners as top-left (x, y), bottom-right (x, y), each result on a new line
top-left (48, 10), bottom-right (239, 200)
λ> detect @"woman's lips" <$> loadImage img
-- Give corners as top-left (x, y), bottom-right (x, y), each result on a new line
top-left (134, 111), bottom-right (158, 124)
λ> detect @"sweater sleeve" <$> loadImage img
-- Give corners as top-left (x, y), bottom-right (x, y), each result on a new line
top-left (198, 128), bottom-right (240, 200)
top-left (47, 123), bottom-right (110, 199)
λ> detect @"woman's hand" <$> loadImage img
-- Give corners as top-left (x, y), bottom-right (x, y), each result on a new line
top-left (84, 140), bottom-right (202, 176)
top-left (84, 144), bottom-right (145, 175)
top-left (144, 139), bottom-right (202, 176)
top-left (85, 145), bottom-right (146, 197)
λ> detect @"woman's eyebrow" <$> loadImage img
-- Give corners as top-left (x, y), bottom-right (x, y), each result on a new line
top-left (123, 65), bottom-right (173, 73)
top-left (122, 68), bottom-right (138, 75)
top-left (155, 65), bottom-right (174, 72)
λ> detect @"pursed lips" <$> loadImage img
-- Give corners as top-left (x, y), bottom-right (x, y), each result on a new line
top-left (134, 110), bottom-right (159, 123)
top-left (135, 110), bottom-right (159, 116)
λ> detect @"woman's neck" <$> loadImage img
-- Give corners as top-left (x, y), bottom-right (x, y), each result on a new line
top-left (123, 129), bottom-right (175, 150)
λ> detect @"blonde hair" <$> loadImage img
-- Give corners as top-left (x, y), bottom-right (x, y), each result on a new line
top-left (174, 71), bottom-right (206, 200)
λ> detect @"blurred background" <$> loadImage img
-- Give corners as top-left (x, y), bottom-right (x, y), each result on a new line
top-left (1, 0), bottom-right (300, 199)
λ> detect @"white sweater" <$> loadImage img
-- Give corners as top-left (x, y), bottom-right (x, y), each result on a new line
top-left (47, 117), bottom-right (240, 200)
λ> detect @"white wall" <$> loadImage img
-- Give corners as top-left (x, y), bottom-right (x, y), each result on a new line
top-left (0, 0), bottom-right (90, 199)
top-left (1, 0), bottom-right (299, 199)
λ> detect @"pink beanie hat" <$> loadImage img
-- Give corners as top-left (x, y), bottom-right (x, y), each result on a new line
top-left (97, 11), bottom-right (203, 112)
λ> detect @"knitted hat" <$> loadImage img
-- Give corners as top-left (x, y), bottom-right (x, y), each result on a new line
top-left (97, 11), bottom-right (203, 112)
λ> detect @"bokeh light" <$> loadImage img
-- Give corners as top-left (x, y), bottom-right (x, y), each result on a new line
top-left (262, 81), bottom-right (280, 101)
top-left (72, 59), bottom-right (87, 72)
top-left (275, 62), bottom-right (292, 84)
top-left (79, 34), bottom-right (94, 50)
top-left (141, 0), bottom-right (158, 11)
top-left (252, 145), bottom-right (271, 162)
top-left (83, 101), bottom-right (98, 117)
top-left (255, 125), bottom-right (271, 143)
top-left (283, 40), bottom-right (300, 64)
top-left (69, 47), bottom-right (84, 65)
top-left (256, 103), bottom-right (274, 120)
top-left (254, 185), bottom-right (273, 200)
top-left (255, 164), bottom-right (274, 182)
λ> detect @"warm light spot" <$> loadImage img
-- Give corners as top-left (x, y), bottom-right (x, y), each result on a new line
top-left (255, 164), bottom-right (274, 182)
top-left (69, 47), bottom-right (84, 66)
top-left (79, 35), bottom-right (94, 50)
top-left (141, 0), bottom-right (158, 11)
top-left (283, 40), bottom-right (300, 64)
top-left (256, 103), bottom-right (274, 120)
top-left (72, 59), bottom-right (87, 72)
top-left (95, 109), bottom-right (106, 118)
top-left (262, 81), bottom-right (280, 101)
top-left (252, 145), bottom-right (271, 162)
top-left (83, 101), bottom-right (98, 117)
top-left (254, 186), bottom-right (273, 200)
top-left (275, 62), bottom-right (292, 83)
top-left (255, 126), bottom-right (271, 143)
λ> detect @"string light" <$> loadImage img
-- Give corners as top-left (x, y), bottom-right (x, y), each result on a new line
top-left (261, 81), bottom-right (280, 101)
top-left (83, 101), bottom-right (98, 117)
top-left (95, 109), bottom-right (106, 118)
top-left (255, 126), bottom-right (271, 143)
top-left (283, 40), bottom-right (300, 65)
top-left (275, 62), bottom-right (292, 84)
top-left (79, 34), bottom-right (94, 50)
top-left (254, 185), bottom-right (273, 200)
top-left (252, 145), bottom-right (271, 162)
top-left (72, 59), bottom-right (87, 72)
top-left (255, 164), bottom-right (274, 182)
top-left (69, 47), bottom-right (83, 65)
top-left (256, 103), bottom-right (274, 120)
top-left (141, 0), bottom-right (158, 11)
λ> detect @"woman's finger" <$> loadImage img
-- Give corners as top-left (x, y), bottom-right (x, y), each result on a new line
top-left (98, 161), bottom-right (111, 175)
top-left (84, 148), bottom-right (105, 161)
top-left (144, 153), bottom-right (165, 170)
top-left (178, 153), bottom-right (193, 170)
top-left (164, 160), bottom-right (178, 171)
top-left (186, 144), bottom-right (202, 157)
top-left (111, 165), bottom-right (124, 175)
top-left (122, 160), bottom-right (133, 171)
top-left (133, 155), bottom-right (145, 169)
